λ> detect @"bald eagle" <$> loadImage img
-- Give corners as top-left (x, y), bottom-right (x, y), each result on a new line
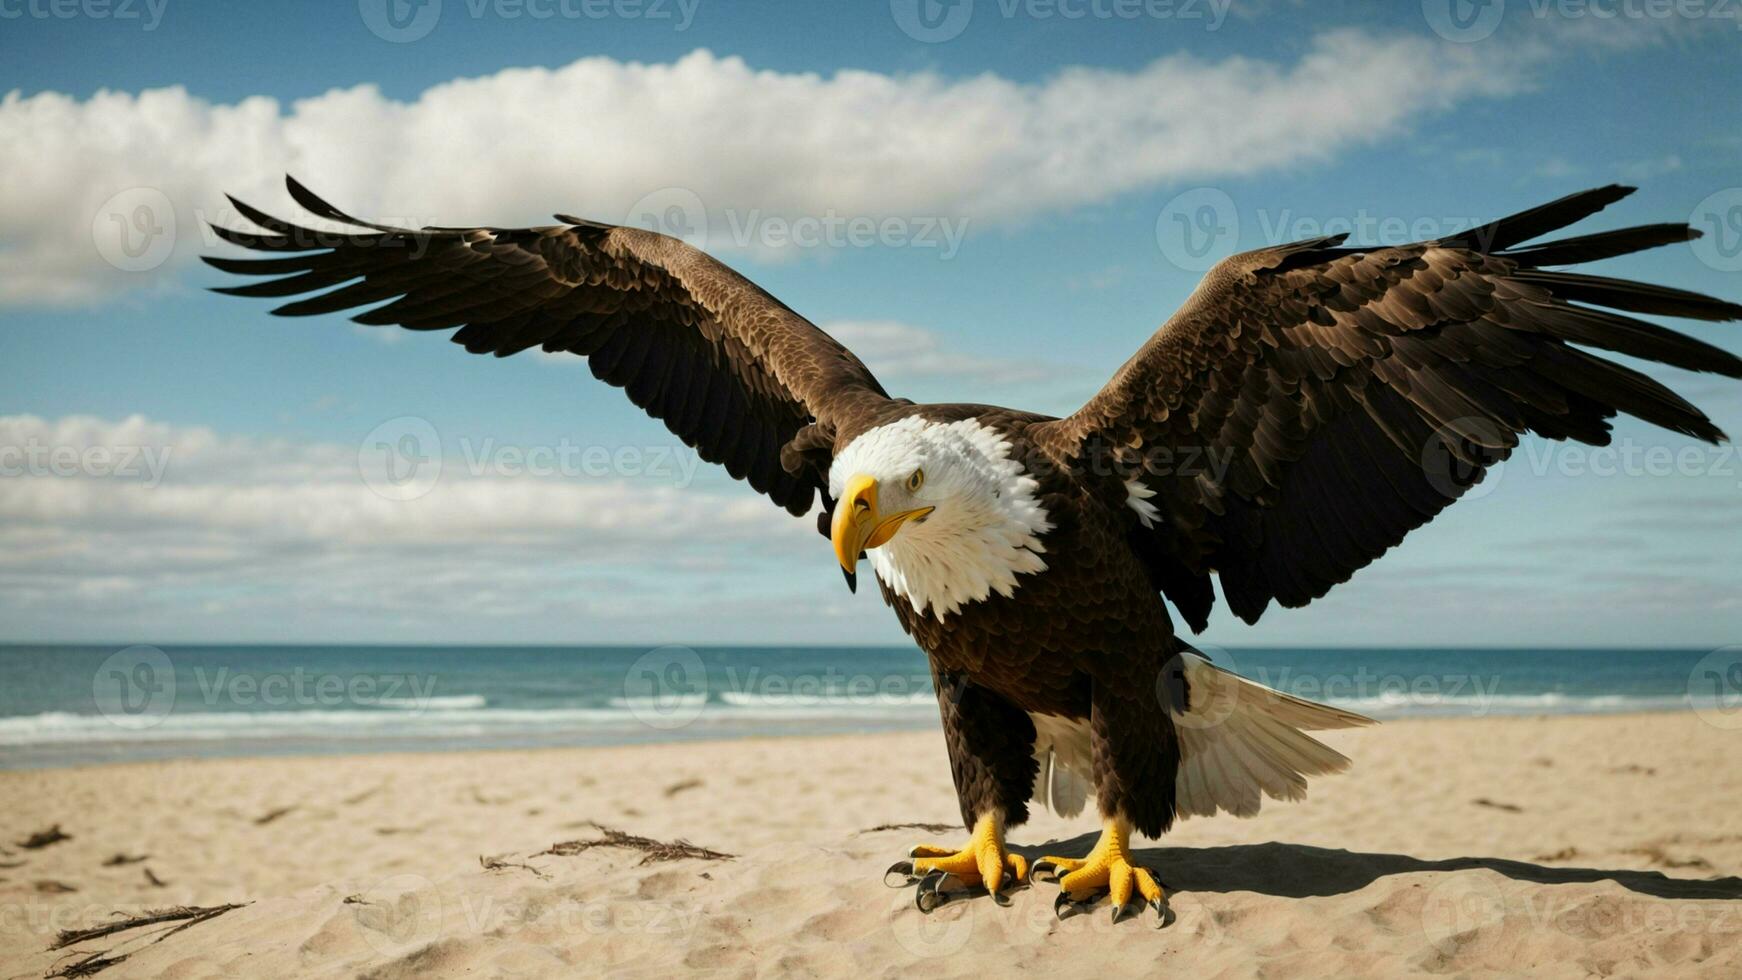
top-left (209, 180), bottom-right (1740, 923)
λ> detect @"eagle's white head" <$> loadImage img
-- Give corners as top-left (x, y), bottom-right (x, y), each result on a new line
top-left (828, 416), bottom-right (1052, 619)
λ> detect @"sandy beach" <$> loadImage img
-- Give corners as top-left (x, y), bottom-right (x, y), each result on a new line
top-left (3, 712), bottom-right (1740, 978)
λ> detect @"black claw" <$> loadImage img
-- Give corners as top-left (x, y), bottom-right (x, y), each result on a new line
top-left (884, 861), bottom-right (918, 888)
top-left (842, 567), bottom-right (857, 593)
top-left (1032, 860), bottom-right (1061, 884)
top-left (1111, 900), bottom-right (1138, 924)
top-left (1152, 899), bottom-right (1175, 928)
top-left (1053, 890), bottom-right (1098, 920)
top-left (915, 870), bottom-right (951, 913)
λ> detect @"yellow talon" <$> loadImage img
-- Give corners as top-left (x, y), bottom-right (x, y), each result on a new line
top-left (906, 813), bottom-right (1028, 896)
top-left (1038, 816), bottom-right (1167, 922)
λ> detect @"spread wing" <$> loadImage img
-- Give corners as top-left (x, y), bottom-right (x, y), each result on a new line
top-left (204, 176), bottom-right (894, 516)
top-left (1033, 186), bottom-right (1742, 629)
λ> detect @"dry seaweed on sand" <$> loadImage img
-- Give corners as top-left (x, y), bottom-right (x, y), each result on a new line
top-left (47, 903), bottom-right (249, 978)
top-left (51, 903), bottom-right (250, 950)
top-left (19, 824), bottom-right (72, 849)
top-left (47, 951), bottom-right (127, 978)
top-left (480, 854), bottom-right (549, 879)
top-left (663, 778), bottom-right (703, 798)
top-left (537, 823), bottom-right (733, 865)
top-left (858, 822), bottom-right (957, 835)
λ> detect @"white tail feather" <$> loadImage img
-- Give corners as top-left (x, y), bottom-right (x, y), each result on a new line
top-left (1030, 712), bottom-right (1092, 818)
top-left (1028, 653), bottom-right (1372, 821)
top-left (1171, 652), bottom-right (1373, 819)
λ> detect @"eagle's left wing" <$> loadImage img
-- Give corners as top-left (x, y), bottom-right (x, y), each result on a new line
top-left (1031, 186), bottom-right (1742, 629)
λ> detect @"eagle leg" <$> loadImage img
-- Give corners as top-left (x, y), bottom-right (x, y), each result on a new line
top-left (1035, 815), bottom-right (1171, 926)
top-left (884, 812), bottom-right (1028, 910)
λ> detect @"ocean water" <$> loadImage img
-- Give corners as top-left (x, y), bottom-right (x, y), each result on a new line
top-left (0, 644), bottom-right (1734, 769)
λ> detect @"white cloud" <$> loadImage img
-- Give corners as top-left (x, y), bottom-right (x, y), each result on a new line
top-left (822, 320), bottom-right (1051, 384)
top-left (0, 32), bottom-right (1533, 306)
top-left (1618, 154), bottom-right (1683, 181)
top-left (0, 414), bottom-right (840, 640)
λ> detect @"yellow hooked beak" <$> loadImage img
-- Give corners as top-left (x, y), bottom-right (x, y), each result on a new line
top-left (832, 474), bottom-right (934, 574)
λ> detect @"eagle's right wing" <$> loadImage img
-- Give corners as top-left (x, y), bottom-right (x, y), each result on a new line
top-left (206, 177), bottom-right (896, 517)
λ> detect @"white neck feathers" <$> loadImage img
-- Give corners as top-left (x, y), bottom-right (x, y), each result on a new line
top-left (830, 417), bottom-right (1051, 619)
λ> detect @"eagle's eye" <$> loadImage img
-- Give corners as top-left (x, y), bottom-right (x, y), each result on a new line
top-left (906, 469), bottom-right (924, 493)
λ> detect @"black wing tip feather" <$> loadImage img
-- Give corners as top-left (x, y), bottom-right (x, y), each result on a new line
top-left (283, 174), bottom-right (348, 223)
top-left (1453, 184), bottom-right (1638, 254)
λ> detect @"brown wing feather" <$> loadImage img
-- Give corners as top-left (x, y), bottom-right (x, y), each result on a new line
top-left (205, 177), bottom-right (893, 516)
top-left (1033, 186), bottom-right (1742, 627)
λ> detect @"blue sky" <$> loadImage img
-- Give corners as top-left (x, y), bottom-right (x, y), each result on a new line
top-left (1, 0), bottom-right (1739, 646)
